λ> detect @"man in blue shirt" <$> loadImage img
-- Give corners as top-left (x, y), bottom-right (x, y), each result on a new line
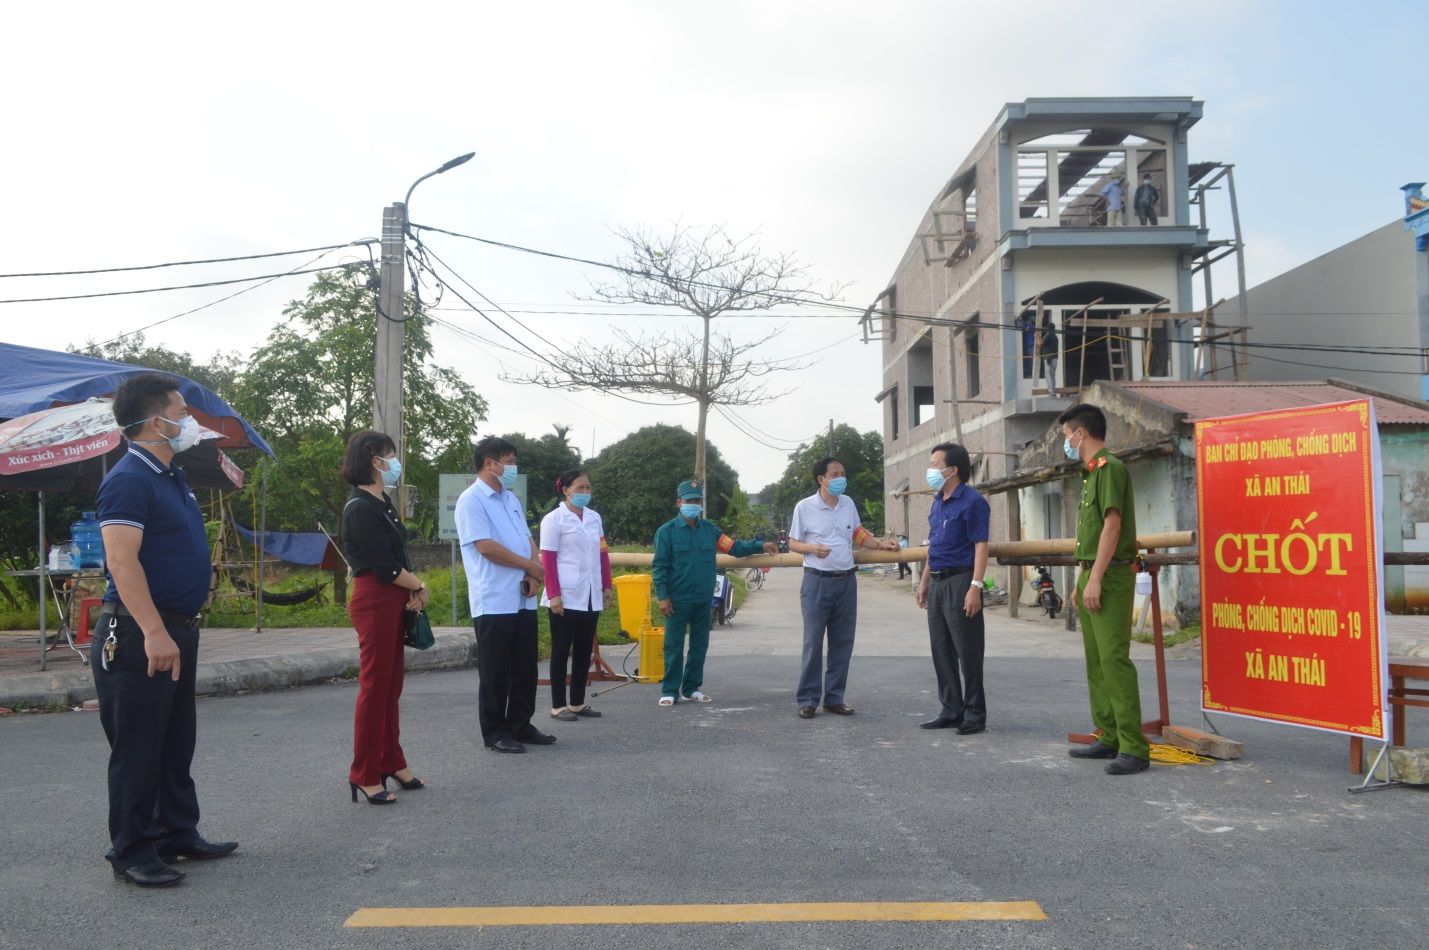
top-left (916, 443), bottom-right (991, 734)
top-left (456, 435), bottom-right (555, 754)
top-left (92, 373), bottom-right (237, 888)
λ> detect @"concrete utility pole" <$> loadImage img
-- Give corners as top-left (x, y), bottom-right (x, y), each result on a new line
top-left (373, 202), bottom-right (406, 452)
top-left (828, 418), bottom-right (835, 456)
top-left (371, 152), bottom-right (475, 467)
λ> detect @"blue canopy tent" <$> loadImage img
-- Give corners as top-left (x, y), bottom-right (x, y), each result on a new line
top-left (0, 342), bottom-right (278, 664)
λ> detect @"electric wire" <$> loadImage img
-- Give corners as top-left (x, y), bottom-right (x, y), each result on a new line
top-left (414, 222), bottom-right (1429, 362)
top-left (414, 238), bottom-right (697, 409)
top-left (91, 249), bottom-right (367, 349)
top-left (0, 264), bottom-right (356, 305)
top-left (0, 239), bottom-right (377, 279)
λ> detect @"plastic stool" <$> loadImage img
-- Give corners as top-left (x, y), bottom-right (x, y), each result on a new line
top-left (75, 598), bottom-right (105, 645)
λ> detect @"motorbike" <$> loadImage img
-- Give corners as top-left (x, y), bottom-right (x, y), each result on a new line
top-left (712, 569), bottom-right (737, 625)
top-left (1032, 565), bottom-right (1063, 619)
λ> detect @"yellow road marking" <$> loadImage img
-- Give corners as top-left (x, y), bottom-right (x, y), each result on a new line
top-left (346, 900), bottom-right (1047, 928)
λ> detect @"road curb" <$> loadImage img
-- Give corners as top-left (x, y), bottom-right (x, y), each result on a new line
top-left (0, 629), bottom-right (476, 710)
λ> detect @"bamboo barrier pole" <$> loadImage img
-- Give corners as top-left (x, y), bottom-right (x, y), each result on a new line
top-left (606, 531), bottom-right (1195, 569)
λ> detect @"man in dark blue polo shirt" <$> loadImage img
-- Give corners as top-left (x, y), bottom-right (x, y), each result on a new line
top-left (91, 373), bottom-right (236, 888)
top-left (915, 442), bottom-right (991, 734)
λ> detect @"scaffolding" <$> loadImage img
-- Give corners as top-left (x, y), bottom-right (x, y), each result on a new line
top-left (1188, 161), bottom-right (1250, 380)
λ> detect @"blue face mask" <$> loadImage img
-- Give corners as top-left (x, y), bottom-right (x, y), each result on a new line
top-left (925, 468), bottom-right (946, 491)
top-left (498, 463), bottom-right (519, 489)
top-left (680, 503), bottom-right (702, 520)
top-left (826, 476), bottom-right (848, 496)
top-left (379, 456), bottom-right (401, 487)
top-left (1063, 432), bottom-right (1080, 461)
top-left (570, 492), bottom-right (592, 509)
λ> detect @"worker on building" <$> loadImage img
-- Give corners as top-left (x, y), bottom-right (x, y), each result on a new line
top-left (915, 443), bottom-right (990, 735)
top-left (1059, 403), bottom-right (1150, 775)
top-left (1099, 176), bottom-right (1126, 226)
top-left (1133, 174), bottom-right (1160, 226)
top-left (1038, 314), bottom-right (1059, 396)
top-left (652, 479), bottom-right (777, 707)
top-left (788, 457), bottom-right (901, 719)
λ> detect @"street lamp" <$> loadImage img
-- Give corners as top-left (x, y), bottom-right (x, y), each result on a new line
top-left (374, 152), bottom-right (474, 516)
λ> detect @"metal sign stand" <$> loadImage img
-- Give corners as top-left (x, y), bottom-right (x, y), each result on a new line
top-left (1349, 741), bottom-right (1401, 794)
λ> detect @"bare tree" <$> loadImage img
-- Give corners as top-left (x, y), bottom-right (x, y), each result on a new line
top-left (509, 224), bottom-right (837, 492)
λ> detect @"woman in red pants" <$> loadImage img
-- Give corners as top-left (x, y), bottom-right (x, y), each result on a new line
top-left (339, 431), bottom-right (430, 804)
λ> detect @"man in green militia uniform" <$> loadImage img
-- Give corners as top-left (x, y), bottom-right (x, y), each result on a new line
top-left (652, 480), bottom-right (776, 707)
top-left (1059, 404), bottom-right (1150, 775)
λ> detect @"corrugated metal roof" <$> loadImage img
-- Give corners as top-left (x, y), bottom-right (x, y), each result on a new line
top-left (1111, 381), bottom-right (1429, 426)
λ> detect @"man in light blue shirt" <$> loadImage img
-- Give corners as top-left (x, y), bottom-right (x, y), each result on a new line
top-left (456, 436), bottom-right (554, 754)
top-left (788, 457), bottom-right (899, 719)
top-left (1099, 177), bottom-right (1125, 226)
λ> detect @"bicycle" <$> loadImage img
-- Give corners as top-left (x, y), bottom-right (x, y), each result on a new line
top-left (743, 566), bottom-right (765, 592)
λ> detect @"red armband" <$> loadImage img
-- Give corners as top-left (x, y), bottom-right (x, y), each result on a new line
top-left (852, 526), bottom-right (871, 548)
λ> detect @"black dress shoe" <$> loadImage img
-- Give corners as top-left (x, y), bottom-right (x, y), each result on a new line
top-left (158, 837), bottom-right (238, 861)
top-left (797, 705), bottom-right (816, 719)
top-left (1105, 754), bottom-right (1150, 775)
top-left (113, 858), bottom-right (184, 887)
top-left (955, 722), bottom-right (986, 735)
top-left (919, 716), bottom-right (961, 730)
top-left (822, 703), bottom-right (855, 716)
top-left (516, 728), bottom-right (557, 745)
top-left (1069, 741), bottom-right (1119, 759)
top-left (488, 737), bottom-right (526, 753)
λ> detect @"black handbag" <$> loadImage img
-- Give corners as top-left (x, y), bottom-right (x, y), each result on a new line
top-left (404, 609), bottom-right (435, 650)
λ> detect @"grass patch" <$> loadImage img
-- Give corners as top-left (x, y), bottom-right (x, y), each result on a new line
top-left (1132, 621), bottom-right (1200, 647)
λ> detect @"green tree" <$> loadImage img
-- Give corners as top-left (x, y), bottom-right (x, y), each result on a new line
top-left (230, 269), bottom-right (487, 541)
top-left (501, 426), bottom-right (583, 522)
top-left (768, 424), bottom-right (885, 529)
top-left (585, 424), bottom-right (738, 544)
top-left (73, 332), bottom-right (242, 398)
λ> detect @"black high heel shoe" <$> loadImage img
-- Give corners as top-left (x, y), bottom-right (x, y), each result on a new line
top-left (382, 772), bottom-right (426, 791)
top-left (350, 782), bottom-right (396, 804)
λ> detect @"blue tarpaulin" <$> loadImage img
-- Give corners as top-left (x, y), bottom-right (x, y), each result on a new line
top-left (0, 342), bottom-right (274, 456)
top-left (234, 523), bottom-right (342, 570)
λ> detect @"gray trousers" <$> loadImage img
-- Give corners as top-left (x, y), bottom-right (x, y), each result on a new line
top-left (797, 572), bottom-right (857, 706)
top-left (926, 571), bottom-right (986, 724)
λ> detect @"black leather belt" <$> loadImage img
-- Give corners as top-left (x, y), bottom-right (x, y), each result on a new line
top-left (928, 567), bottom-right (973, 580)
top-left (1077, 559), bottom-right (1134, 570)
top-left (99, 602), bottom-right (201, 630)
top-left (804, 567), bottom-right (855, 578)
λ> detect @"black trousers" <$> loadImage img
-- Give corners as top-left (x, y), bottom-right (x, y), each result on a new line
top-left (90, 613), bottom-right (201, 870)
top-left (473, 610), bottom-right (538, 745)
top-left (925, 571), bottom-right (987, 725)
top-left (549, 608), bottom-right (598, 709)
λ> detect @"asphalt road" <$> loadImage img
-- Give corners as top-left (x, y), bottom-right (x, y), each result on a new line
top-left (2, 643), bottom-right (1426, 949)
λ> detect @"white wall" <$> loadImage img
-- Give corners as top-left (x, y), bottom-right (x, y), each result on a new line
top-left (1230, 221), bottom-right (1427, 399)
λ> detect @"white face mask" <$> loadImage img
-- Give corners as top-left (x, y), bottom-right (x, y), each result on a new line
top-left (136, 414), bottom-right (202, 453)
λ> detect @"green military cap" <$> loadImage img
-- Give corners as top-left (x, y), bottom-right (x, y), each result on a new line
top-left (677, 479), bottom-right (704, 500)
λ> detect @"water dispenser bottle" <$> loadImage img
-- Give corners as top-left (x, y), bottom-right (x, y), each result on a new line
top-left (71, 511), bottom-right (105, 569)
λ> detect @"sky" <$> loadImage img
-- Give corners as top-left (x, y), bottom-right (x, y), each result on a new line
top-left (2, 1), bottom-right (1423, 490)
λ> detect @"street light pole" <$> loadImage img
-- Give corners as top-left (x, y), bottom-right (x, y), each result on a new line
top-left (372, 152), bottom-right (475, 469)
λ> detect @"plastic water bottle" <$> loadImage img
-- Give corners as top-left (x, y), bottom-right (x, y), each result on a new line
top-left (71, 511), bottom-right (105, 569)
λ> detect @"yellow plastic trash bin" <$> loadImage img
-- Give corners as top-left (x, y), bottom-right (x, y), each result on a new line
top-left (612, 573), bottom-right (653, 639)
top-left (637, 625), bottom-right (665, 683)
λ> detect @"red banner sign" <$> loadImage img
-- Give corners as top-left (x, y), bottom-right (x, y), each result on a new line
top-left (1196, 400), bottom-right (1388, 739)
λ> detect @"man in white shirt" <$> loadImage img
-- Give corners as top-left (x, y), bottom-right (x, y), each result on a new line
top-left (455, 436), bottom-right (555, 754)
top-left (787, 457), bottom-right (900, 719)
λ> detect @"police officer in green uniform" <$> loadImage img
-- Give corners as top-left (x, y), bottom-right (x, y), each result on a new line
top-left (652, 480), bottom-right (776, 707)
top-left (1058, 404), bottom-right (1150, 775)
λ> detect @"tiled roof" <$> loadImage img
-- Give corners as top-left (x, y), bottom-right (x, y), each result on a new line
top-left (1111, 381), bottom-right (1429, 426)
